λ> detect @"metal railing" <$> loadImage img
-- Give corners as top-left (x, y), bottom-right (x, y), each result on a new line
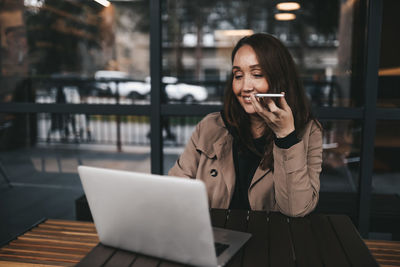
top-left (37, 110), bottom-right (201, 147)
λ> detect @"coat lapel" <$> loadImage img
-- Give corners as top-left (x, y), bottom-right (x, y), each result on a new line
top-left (250, 166), bottom-right (271, 189)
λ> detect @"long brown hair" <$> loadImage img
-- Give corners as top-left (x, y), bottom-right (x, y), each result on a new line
top-left (223, 33), bottom-right (313, 170)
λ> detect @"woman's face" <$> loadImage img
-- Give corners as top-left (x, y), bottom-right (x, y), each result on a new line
top-left (232, 45), bottom-right (269, 114)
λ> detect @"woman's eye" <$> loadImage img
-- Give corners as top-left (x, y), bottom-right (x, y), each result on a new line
top-left (234, 74), bottom-right (243, 79)
top-left (253, 73), bottom-right (263, 78)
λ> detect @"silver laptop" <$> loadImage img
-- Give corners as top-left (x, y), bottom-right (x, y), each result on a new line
top-left (78, 166), bottom-right (251, 267)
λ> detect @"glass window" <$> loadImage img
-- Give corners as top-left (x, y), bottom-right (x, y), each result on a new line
top-left (311, 119), bottom-right (361, 221)
top-left (163, 116), bottom-right (202, 174)
top-left (377, 0), bottom-right (400, 108)
top-left (161, 0), bottom-right (363, 107)
top-left (0, 0), bottom-right (150, 105)
top-left (373, 121), bottom-right (400, 194)
top-left (320, 120), bottom-right (361, 193)
top-left (1, 113), bottom-right (151, 172)
top-left (37, 113), bottom-right (150, 146)
top-left (1, 112), bottom-right (151, 173)
top-left (0, 112), bottom-right (150, 241)
top-left (369, 121), bottom-right (400, 240)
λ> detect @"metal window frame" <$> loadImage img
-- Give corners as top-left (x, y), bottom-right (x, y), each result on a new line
top-left (0, 0), bottom-right (391, 237)
top-left (150, 0), bottom-right (163, 174)
top-left (357, 0), bottom-right (383, 237)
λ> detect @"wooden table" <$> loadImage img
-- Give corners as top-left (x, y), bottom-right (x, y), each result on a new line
top-left (1, 211), bottom-right (399, 267)
top-left (0, 219), bottom-right (98, 266)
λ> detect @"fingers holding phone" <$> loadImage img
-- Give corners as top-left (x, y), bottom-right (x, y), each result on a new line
top-left (254, 93), bottom-right (283, 111)
top-left (250, 92), bottom-right (295, 138)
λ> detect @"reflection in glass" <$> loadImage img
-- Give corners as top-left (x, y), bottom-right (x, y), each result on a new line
top-left (377, 0), bottom-right (400, 108)
top-left (373, 121), bottom-right (400, 194)
top-left (162, 116), bottom-right (203, 174)
top-left (0, 0), bottom-right (149, 105)
top-left (0, 112), bottom-right (36, 149)
top-left (162, 0), bottom-right (359, 106)
top-left (37, 114), bottom-right (151, 146)
top-left (0, 111), bottom-right (151, 241)
top-left (371, 121), bottom-right (400, 240)
top-left (320, 120), bottom-right (361, 193)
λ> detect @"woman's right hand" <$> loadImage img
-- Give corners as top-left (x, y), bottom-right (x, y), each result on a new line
top-left (250, 92), bottom-right (295, 138)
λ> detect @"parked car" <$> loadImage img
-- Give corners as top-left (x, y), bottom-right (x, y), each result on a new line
top-left (147, 76), bottom-right (208, 103)
top-left (164, 78), bottom-right (208, 103)
top-left (93, 71), bottom-right (150, 98)
top-left (93, 71), bottom-right (208, 102)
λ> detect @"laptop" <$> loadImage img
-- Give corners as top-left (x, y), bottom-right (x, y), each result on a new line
top-left (78, 166), bottom-right (251, 267)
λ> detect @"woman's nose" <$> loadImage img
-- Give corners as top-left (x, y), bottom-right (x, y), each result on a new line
top-left (242, 76), bottom-right (253, 92)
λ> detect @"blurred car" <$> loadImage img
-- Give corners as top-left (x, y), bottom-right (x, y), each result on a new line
top-left (146, 76), bottom-right (208, 103)
top-left (93, 71), bottom-right (150, 98)
top-left (163, 77), bottom-right (208, 103)
top-left (93, 71), bottom-right (208, 102)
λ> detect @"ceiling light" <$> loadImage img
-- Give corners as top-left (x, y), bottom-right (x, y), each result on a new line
top-left (94, 0), bottom-right (110, 7)
top-left (216, 30), bottom-right (254, 37)
top-left (276, 2), bottom-right (300, 11)
top-left (275, 13), bottom-right (296, 21)
top-left (379, 67), bottom-right (400, 76)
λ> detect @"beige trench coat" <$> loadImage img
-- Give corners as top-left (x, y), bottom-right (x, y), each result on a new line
top-left (168, 112), bottom-right (322, 217)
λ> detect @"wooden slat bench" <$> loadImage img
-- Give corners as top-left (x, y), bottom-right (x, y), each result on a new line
top-left (365, 239), bottom-right (400, 267)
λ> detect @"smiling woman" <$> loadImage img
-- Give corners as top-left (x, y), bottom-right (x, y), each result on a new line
top-left (169, 33), bottom-right (323, 217)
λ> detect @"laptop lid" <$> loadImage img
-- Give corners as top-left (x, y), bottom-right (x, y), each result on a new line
top-left (78, 166), bottom-right (219, 266)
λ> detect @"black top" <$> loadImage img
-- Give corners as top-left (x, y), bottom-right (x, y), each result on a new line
top-left (229, 137), bottom-right (266, 209)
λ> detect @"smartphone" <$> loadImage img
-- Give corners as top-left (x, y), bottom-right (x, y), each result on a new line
top-left (255, 93), bottom-right (284, 97)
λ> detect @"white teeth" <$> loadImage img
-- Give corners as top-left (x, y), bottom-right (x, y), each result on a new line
top-left (244, 97), bottom-right (250, 100)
